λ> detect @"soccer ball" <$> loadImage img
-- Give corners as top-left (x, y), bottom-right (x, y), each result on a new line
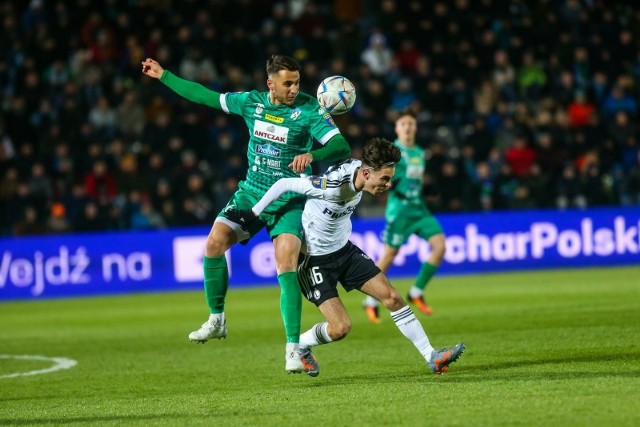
top-left (316, 76), bottom-right (356, 115)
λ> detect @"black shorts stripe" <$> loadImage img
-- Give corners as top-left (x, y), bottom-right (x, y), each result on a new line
top-left (297, 263), bottom-right (315, 298)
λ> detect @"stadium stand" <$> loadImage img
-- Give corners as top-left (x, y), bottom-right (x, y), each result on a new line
top-left (1, 0), bottom-right (639, 236)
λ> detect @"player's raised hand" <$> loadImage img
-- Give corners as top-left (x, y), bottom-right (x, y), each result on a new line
top-left (141, 58), bottom-right (164, 79)
top-left (289, 153), bottom-right (313, 174)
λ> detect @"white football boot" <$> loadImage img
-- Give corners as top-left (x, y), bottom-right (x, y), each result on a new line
top-left (285, 343), bottom-right (303, 374)
top-left (188, 317), bottom-right (227, 343)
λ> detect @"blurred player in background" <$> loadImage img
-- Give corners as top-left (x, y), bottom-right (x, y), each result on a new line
top-left (226, 138), bottom-right (465, 376)
top-left (363, 110), bottom-right (446, 323)
top-left (141, 55), bottom-right (351, 373)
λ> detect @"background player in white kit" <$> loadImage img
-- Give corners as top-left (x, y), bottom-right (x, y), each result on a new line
top-left (226, 138), bottom-right (465, 377)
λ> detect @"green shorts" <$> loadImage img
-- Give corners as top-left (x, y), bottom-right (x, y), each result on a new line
top-left (217, 185), bottom-right (304, 241)
top-left (382, 213), bottom-right (444, 248)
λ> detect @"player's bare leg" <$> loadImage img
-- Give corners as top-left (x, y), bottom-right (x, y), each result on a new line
top-left (298, 297), bottom-right (351, 377)
top-left (363, 245), bottom-right (398, 323)
top-left (361, 273), bottom-right (464, 374)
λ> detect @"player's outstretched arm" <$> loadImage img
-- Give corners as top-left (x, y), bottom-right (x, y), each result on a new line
top-left (311, 134), bottom-right (351, 162)
top-left (140, 57), bottom-right (222, 110)
top-left (227, 177), bottom-right (313, 223)
top-left (289, 134), bottom-right (351, 174)
top-left (225, 178), bottom-right (307, 227)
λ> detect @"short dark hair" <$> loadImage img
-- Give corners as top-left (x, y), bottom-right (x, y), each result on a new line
top-left (266, 55), bottom-right (301, 76)
top-left (397, 108), bottom-right (416, 121)
top-left (362, 138), bottom-right (401, 170)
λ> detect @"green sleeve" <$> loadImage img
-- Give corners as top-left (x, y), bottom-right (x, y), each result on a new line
top-left (160, 70), bottom-right (222, 109)
top-left (310, 134), bottom-right (351, 162)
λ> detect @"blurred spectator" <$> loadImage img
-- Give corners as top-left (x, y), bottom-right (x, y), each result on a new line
top-left (390, 77), bottom-right (417, 112)
top-left (130, 198), bottom-right (166, 230)
top-left (492, 163), bottom-right (519, 210)
top-left (464, 162), bottom-right (494, 211)
top-left (437, 161), bottom-right (465, 212)
top-left (47, 202), bottom-right (71, 234)
top-left (88, 96), bottom-right (117, 138)
top-left (567, 91), bottom-right (595, 128)
top-left (361, 32), bottom-right (394, 76)
top-left (84, 159), bottom-right (118, 200)
top-left (115, 90), bottom-right (145, 138)
top-left (465, 117), bottom-right (493, 163)
top-left (601, 85), bottom-right (637, 120)
top-left (556, 164), bottom-right (587, 209)
top-left (179, 45), bottom-right (219, 83)
top-left (492, 50), bottom-right (517, 102)
top-left (518, 51), bottom-right (547, 101)
top-left (76, 201), bottom-right (108, 232)
top-left (504, 135), bottom-right (537, 178)
top-left (115, 153), bottom-right (148, 196)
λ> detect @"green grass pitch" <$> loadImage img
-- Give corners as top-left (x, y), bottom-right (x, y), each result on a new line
top-left (1, 266), bottom-right (639, 426)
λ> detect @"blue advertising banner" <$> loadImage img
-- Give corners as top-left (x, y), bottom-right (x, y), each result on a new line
top-left (1, 207), bottom-right (639, 300)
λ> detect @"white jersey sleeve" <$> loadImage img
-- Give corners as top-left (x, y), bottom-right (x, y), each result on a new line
top-left (302, 160), bottom-right (363, 255)
top-left (250, 159), bottom-right (363, 256)
top-left (251, 177), bottom-right (326, 216)
top-left (252, 160), bottom-right (362, 215)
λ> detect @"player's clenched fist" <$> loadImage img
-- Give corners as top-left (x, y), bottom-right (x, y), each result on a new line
top-left (141, 58), bottom-right (164, 79)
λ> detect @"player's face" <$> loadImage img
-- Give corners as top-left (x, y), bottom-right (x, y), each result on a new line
top-left (364, 165), bottom-right (395, 195)
top-left (267, 70), bottom-right (300, 106)
top-left (395, 115), bottom-right (417, 146)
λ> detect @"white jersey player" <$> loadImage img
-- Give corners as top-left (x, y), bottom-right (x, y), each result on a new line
top-left (226, 137), bottom-right (465, 377)
top-left (253, 158), bottom-right (364, 256)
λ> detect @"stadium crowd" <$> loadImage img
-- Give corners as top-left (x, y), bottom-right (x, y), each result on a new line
top-left (1, 0), bottom-right (639, 236)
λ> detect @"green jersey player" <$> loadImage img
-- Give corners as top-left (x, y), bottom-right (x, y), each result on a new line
top-left (141, 55), bottom-right (351, 373)
top-left (363, 110), bottom-right (446, 323)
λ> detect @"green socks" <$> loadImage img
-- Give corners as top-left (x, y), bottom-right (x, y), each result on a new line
top-left (203, 255), bottom-right (228, 314)
top-left (277, 271), bottom-right (302, 343)
top-left (202, 257), bottom-right (301, 343)
top-left (415, 262), bottom-right (438, 291)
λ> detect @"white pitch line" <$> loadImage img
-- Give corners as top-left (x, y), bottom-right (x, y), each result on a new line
top-left (0, 354), bottom-right (78, 379)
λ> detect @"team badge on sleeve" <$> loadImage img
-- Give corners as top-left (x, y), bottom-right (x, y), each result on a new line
top-left (310, 176), bottom-right (327, 189)
top-left (323, 112), bottom-right (336, 127)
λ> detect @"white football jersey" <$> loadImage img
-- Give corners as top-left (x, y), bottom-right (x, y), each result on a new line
top-left (252, 159), bottom-right (363, 255)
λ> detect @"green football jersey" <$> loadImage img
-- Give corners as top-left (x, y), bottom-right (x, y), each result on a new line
top-left (222, 90), bottom-right (340, 196)
top-left (385, 139), bottom-right (429, 220)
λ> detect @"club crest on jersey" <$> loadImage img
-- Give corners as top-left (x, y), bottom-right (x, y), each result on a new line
top-left (290, 108), bottom-right (301, 120)
top-left (265, 113), bottom-right (284, 124)
top-left (310, 176), bottom-right (327, 189)
top-left (254, 103), bottom-right (264, 117)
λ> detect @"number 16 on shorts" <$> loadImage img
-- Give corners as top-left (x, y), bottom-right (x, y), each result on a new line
top-left (297, 264), bottom-right (323, 302)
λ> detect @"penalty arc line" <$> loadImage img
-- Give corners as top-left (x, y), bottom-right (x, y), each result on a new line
top-left (0, 354), bottom-right (78, 379)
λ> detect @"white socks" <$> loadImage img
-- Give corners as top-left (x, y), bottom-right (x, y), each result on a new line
top-left (286, 342), bottom-right (300, 355)
top-left (208, 313), bottom-right (225, 324)
top-left (300, 322), bottom-right (332, 349)
top-left (390, 305), bottom-right (435, 362)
